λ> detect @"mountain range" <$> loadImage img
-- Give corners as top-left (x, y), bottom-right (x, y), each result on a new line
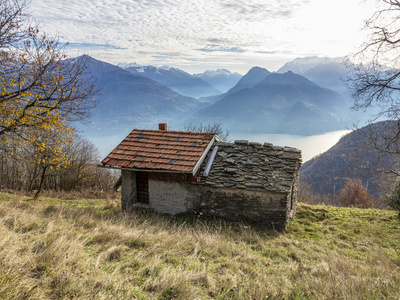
top-left (193, 69), bottom-right (242, 93)
top-left (194, 69), bottom-right (347, 135)
top-left (277, 56), bottom-right (350, 93)
top-left (80, 56), bottom-right (203, 135)
top-left (124, 65), bottom-right (221, 98)
top-left (75, 54), bottom-right (379, 138)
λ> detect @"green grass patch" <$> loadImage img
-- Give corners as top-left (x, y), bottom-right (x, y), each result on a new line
top-left (0, 192), bottom-right (399, 299)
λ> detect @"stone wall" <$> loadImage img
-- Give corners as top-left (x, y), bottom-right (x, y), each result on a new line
top-left (145, 177), bottom-right (292, 229)
top-left (193, 185), bottom-right (290, 229)
top-left (121, 169), bottom-right (137, 210)
top-left (148, 180), bottom-right (191, 215)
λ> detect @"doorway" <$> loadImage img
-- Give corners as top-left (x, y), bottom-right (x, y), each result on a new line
top-left (136, 172), bottom-right (149, 204)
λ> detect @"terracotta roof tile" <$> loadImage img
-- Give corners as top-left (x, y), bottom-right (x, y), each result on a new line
top-left (101, 129), bottom-right (216, 173)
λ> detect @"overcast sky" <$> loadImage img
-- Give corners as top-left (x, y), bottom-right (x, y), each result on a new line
top-left (30, 0), bottom-right (375, 74)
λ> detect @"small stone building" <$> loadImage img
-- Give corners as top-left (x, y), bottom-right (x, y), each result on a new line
top-left (100, 123), bottom-right (302, 229)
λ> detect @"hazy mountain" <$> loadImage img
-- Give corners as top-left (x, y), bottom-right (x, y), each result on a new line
top-left (300, 120), bottom-right (400, 200)
top-left (117, 62), bottom-right (141, 69)
top-left (124, 65), bottom-right (221, 98)
top-left (198, 66), bottom-right (271, 104)
top-left (256, 71), bottom-right (344, 112)
top-left (277, 56), bottom-right (382, 127)
top-left (80, 56), bottom-right (203, 135)
top-left (194, 69), bottom-right (242, 93)
top-left (278, 56), bottom-right (344, 74)
top-left (196, 71), bottom-right (347, 135)
top-left (278, 56), bottom-right (349, 93)
top-left (226, 66), bottom-right (271, 96)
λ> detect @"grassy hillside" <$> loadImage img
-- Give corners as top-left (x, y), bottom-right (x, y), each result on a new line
top-left (0, 192), bottom-right (399, 299)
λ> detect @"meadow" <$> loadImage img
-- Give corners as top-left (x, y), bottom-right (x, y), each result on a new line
top-left (0, 192), bottom-right (399, 299)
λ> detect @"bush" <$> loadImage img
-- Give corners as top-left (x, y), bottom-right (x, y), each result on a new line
top-left (334, 178), bottom-right (377, 208)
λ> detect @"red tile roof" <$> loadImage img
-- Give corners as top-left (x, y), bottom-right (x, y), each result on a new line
top-left (101, 129), bottom-right (216, 173)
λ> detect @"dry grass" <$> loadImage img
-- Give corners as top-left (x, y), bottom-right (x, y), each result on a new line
top-left (0, 192), bottom-right (399, 299)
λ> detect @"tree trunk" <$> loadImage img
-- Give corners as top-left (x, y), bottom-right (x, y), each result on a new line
top-left (34, 166), bottom-right (47, 200)
top-left (27, 166), bottom-right (39, 192)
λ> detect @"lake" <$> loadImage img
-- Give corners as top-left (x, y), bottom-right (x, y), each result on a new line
top-left (89, 129), bottom-right (352, 163)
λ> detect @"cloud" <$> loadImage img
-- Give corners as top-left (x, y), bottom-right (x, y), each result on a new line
top-left (64, 42), bottom-right (126, 50)
top-left (196, 44), bottom-right (246, 53)
top-left (254, 50), bottom-right (279, 55)
top-left (220, 1), bottom-right (294, 19)
top-left (30, 0), bottom-right (307, 54)
top-left (28, 0), bottom-right (372, 73)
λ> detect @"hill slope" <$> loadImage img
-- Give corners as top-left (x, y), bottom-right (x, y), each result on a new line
top-left (1, 193), bottom-right (399, 299)
top-left (300, 120), bottom-right (400, 199)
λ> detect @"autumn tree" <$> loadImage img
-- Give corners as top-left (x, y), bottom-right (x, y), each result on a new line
top-left (0, 134), bottom-right (117, 195)
top-left (0, 0), bottom-right (97, 196)
top-left (0, 0), bottom-right (96, 152)
top-left (334, 178), bottom-right (378, 208)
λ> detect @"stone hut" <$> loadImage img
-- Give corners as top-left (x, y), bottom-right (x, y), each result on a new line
top-left (100, 123), bottom-right (302, 229)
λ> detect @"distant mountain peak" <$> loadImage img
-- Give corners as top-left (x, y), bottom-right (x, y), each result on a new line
top-left (200, 69), bottom-right (235, 76)
top-left (159, 65), bottom-right (174, 71)
top-left (124, 64), bottom-right (221, 98)
top-left (248, 66), bottom-right (269, 72)
top-left (221, 66), bottom-right (271, 96)
top-left (117, 62), bottom-right (142, 69)
top-left (276, 56), bottom-right (351, 93)
top-left (193, 69), bottom-right (243, 93)
top-left (278, 56), bottom-right (346, 74)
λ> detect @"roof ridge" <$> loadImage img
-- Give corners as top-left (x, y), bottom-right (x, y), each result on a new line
top-left (130, 128), bottom-right (217, 135)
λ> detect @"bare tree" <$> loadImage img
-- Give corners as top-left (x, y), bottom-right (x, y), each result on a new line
top-left (385, 177), bottom-right (400, 216)
top-left (348, 0), bottom-right (400, 120)
top-left (347, 1), bottom-right (400, 207)
top-left (184, 122), bottom-right (230, 141)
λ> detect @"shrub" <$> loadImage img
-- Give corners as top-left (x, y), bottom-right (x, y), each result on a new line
top-left (334, 178), bottom-right (377, 208)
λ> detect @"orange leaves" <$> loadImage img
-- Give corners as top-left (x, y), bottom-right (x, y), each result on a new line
top-left (334, 178), bottom-right (378, 208)
top-left (0, 2), bottom-right (97, 168)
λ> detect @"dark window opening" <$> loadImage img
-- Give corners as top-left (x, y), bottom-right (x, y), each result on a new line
top-left (136, 172), bottom-right (149, 204)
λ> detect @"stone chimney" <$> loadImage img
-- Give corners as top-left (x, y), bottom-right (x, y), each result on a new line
top-left (159, 123), bottom-right (167, 131)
